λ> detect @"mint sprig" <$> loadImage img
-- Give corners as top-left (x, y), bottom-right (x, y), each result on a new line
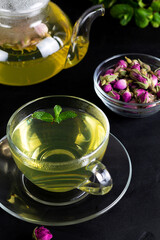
top-left (90, 0), bottom-right (160, 28)
top-left (32, 111), bottom-right (54, 122)
top-left (32, 105), bottom-right (77, 124)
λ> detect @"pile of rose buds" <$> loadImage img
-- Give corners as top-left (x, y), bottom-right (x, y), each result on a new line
top-left (99, 56), bottom-right (160, 106)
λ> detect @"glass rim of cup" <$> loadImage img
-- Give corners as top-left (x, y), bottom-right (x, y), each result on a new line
top-left (6, 95), bottom-right (110, 170)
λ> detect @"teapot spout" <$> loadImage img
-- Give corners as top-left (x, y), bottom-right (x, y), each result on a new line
top-left (65, 4), bottom-right (105, 69)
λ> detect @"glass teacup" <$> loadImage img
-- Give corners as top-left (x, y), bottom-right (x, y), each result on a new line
top-left (7, 96), bottom-right (112, 204)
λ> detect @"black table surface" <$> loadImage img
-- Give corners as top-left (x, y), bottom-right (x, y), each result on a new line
top-left (1, 0), bottom-right (160, 239)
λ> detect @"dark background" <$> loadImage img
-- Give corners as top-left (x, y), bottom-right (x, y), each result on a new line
top-left (1, 0), bottom-right (160, 239)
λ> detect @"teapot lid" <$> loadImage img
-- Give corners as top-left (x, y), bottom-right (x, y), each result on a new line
top-left (0, 0), bottom-right (49, 15)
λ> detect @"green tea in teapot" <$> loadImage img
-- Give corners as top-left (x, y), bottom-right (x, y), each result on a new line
top-left (0, 1), bottom-right (104, 86)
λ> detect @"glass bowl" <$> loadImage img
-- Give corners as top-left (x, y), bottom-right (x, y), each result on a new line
top-left (94, 53), bottom-right (160, 118)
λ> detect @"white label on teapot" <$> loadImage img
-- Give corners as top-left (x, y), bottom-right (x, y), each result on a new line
top-left (37, 37), bottom-right (60, 58)
top-left (0, 50), bottom-right (8, 62)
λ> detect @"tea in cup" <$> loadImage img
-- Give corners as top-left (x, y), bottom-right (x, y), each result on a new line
top-left (7, 96), bottom-right (112, 199)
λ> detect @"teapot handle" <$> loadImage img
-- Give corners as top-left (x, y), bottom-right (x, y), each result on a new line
top-left (65, 4), bottom-right (105, 69)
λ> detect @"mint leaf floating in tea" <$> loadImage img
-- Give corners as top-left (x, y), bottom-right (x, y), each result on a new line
top-left (53, 105), bottom-right (62, 123)
top-left (59, 111), bottom-right (77, 122)
top-left (53, 105), bottom-right (77, 123)
top-left (32, 111), bottom-right (54, 122)
top-left (32, 105), bottom-right (77, 123)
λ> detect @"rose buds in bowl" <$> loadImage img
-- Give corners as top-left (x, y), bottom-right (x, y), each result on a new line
top-left (94, 53), bottom-right (160, 118)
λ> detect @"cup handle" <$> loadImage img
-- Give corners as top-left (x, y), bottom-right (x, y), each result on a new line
top-left (78, 160), bottom-right (113, 195)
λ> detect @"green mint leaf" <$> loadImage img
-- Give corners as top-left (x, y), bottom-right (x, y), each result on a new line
top-left (58, 111), bottom-right (77, 123)
top-left (151, 12), bottom-right (160, 27)
top-left (120, 14), bottom-right (131, 26)
top-left (54, 105), bottom-right (62, 117)
top-left (110, 4), bottom-right (134, 26)
top-left (53, 105), bottom-right (62, 123)
top-left (137, 0), bottom-right (145, 8)
top-left (151, 1), bottom-right (160, 12)
top-left (32, 111), bottom-right (54, 122)
top-left (134, 8), bottom-right (153, 28)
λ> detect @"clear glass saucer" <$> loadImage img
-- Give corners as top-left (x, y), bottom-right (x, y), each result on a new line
top-left (0, 133), bottom-right (132, 226)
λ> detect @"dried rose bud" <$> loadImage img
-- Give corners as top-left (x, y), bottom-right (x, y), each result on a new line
top-left (103, 83), bottom-right (112, 93)
top-left (138, 59), bottom-right (151, 72)
top-left (156, 83), bottom-right (160, 98)
top-left (108, 90), bottom-right (120, 100)
top-left (141, 68), bottom-right (148, 76)
top-left (129, 69), bottom-right (150, 89)
top-left (131, 63), bottom-right (141, 71)
top-left (129, 69), bottom-right (141, 81)
top-left (148, 92), bottom-right (156, 102)
top-left (33, 226), bottom-right (53, 240)
top-left (113, 79), bottom-right (127, 90)
top-left (104, 69), bottom-right (114, 75)
top-left (114, 66), bottom-right (121, 72)
top-left (138, 91), bottom-right (150, 103)
top-left (155, 69), bottom-right (160, 78)
top-left (100, 73), bottom-right (118, 84)
top-left (122, 89), bottom-right (132, 102)
top-left (118, 69), bottom-right (127, 78)
top-left (151, 74), bottom-right (158, 87)
top-left (116, 60), bottom-right (127, 68)
top-left (155, 83), bottom-right (160, 96)
top-left (134, 88), bottom-right (146, 97)
top-left (125, 56), bottom-right (132, 64)
top-left (34, 23), bottom-right (49, 38)
top-left (132, 59), bottom-right (139, 65)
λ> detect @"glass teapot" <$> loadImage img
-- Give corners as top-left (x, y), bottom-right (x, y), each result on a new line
top-left (0, 0), bottom-right (105, 86)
